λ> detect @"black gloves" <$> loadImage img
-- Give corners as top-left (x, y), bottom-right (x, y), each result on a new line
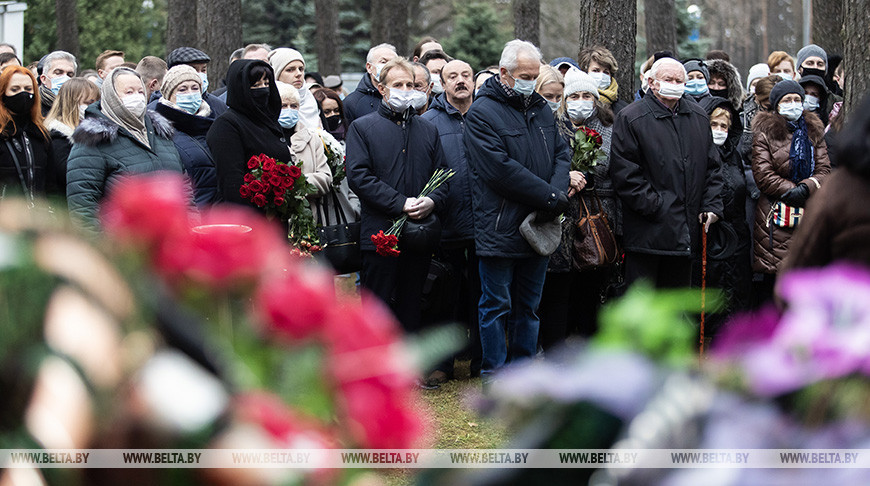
top-left (780, 183), bottom-right (810, 208)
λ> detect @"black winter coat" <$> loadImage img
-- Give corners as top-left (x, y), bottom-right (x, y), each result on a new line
top-left (0, 118), bottom-right (53, 200)
top-left (610, 93), bottom-right (724, 256)
top-left (155, 102), bottom-right (219, 207)
top-left (420, 94), bottom-right (474, 242)
top-left (464, 75), bottom-right (571, 258)
top-left (346, 102), bottom-right (449, 251)
top-left (207, 60), bottom-right (292, 207)
top-left (343, 74), bottom-right (381, 125)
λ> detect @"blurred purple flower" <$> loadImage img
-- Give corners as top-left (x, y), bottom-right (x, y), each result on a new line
top-left (711, 304), bottom-right (781, 358)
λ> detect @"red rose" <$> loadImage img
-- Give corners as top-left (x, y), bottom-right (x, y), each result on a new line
top-left (262, 158), bottom-right (277, 172)
top-left (256, 268), bottom-right (336, 341)
top-left (243, 173), bottom-right (255, 183)
top-left (247, 155), bottom-right (261, 169)
top-left (248, 180), bottom-right (264, 193)
top-left (261, 182), bottom-right (272, 194)
top-left (277, 164), bottom-right (291, 176)
top-left (101, 173), bottom-right (192, 250)
top-left (288, 165), bottom-right (302, 178)
top-left (239, 184), bottom-right (251, 198)
top-left (273, 196), bottom-right (285, 206)
top-left (269, 173), bottom-right (283, 187)
top-left (234, 392), bottom-right (336, 448)
top-left (252, 193), bottom-right (267, 207)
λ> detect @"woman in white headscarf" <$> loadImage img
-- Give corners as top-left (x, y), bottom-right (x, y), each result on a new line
top-left (269, 48), bottom-right (322, 129)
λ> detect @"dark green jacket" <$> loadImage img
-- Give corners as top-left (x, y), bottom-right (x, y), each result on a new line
top-left (67, 103), bottom-right (183, 229)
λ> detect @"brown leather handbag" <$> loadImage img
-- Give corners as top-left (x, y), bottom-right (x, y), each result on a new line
top-left (572, 190), bottom-right (619, 271)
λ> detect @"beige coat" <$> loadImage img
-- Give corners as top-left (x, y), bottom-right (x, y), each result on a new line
top-left (290, 121), bottom-right (332, 196)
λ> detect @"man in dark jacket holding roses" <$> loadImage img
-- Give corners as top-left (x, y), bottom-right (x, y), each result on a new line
top-left (610, 57), bottom-right (724, 288)
top-left (346, 57), bottom-right (449, 335)
top-left (464, 39), bottom-right (571, 380)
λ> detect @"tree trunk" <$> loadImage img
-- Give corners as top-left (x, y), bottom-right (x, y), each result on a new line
top-left (643, 0), bottom-right (677, 57)
top-left (370, 0), bottom-right (409, 55)
top-left (812, 0), bottom-right (843, 56)
top-left (843, 0), bottom-right (869, 114)
top-left (166, 0), bottom-right (198, 52)
top-left (315, 0), bottom-right (341, 75)
top-left (55, 0), bottom-right (80, 57)
top-left (512, 0), bottom-right (540, 46)
top-left (196, 0), bottom-right (241, 91)
top-left (578, 0), bottom-right (637, 103)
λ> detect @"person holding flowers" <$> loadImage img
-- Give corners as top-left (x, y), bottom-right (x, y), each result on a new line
top-left (538, 67), bottom-right (619, 351)
top-left (345, 57), bottom-right (449, 334)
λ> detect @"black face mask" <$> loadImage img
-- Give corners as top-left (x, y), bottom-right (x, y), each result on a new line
top-left (3, 92), bottom-right (34, 115)
top-left (250, 87), bottom-right (270, 105)
top-left (325, 114), bottom-right (341, 131)
top-left (800, 67), bottom-right (826, 79)
top-left (709, 88), bottom-right (728, 99)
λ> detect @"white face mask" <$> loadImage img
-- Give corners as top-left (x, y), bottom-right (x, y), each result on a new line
top-left (79, 104), bottom-right (88, 121)
top-left (589, 72), bottom-right (611, 90)
top-left (372, 63), bottom-right (386, 82)
top-left (778, 101), bottom-right (803, 121)
top-left (776, 72), bottom-right (793, 81)
top-left (567, 99), bottom-right (595, 122)
top-left (386, 88), bottom-right (416, 112)
top-left (410, 90), bottom-right (428, 110)
top-left (749, 85), bottom-right (756, 95)
top-left (641, 74), bottom-right (650, 92)
top-left (431, 77), bottom-right (444, 94)
top-left (546, 99), bottom-right (561, 112)
top-left (656, 80), bottom-right (685, 100)
top-left (712, 129), bottom-right (728, 146)
top-left (122, 93), bottom-right (147, 118)
top-left (803, 94), bottom-right (820, 111)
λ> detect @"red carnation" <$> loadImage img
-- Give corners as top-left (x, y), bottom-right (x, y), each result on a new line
top-left (256, 269), bottom-right (336, 341)
top-left (371, 230), bottom-right (400, 257)
top-left (252, 193), bottom-right (267, 207)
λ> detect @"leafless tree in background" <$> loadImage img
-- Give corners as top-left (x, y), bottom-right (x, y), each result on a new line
top-left (371, 0), bottom-right (410, 55)
top-left (843, 0), bottom-right (869, 114)
top-left (315, 0), bottom-right (341, 75)
top-left (644, 0), bottom-right (677, 57)
top-left (166, 0), bottom-right (197, 52)
top-left (578, 0), bottom-right (637, 102)
top-left (196, 0), bottom-right (241, 90)
top-left (811, 0), bottom-right (843, 56)
top-left (513, 0), bottom-right (541, 46)
top-left (55, 0), bottom-right (80, 57)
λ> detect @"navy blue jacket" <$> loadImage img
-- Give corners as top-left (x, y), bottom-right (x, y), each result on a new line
top-left (346, 102), bottom-right (449, 251)
top-left (155, 102), bottom-right (220, 207)
top-left (343, 74), bottom-right (381, 125)
top-left (464, 76), bottom-right (571, 257)
top-left (421, 94), bottom-right (473, 242)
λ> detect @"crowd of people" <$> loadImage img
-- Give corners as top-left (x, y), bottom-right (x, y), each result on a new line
top-left (0, 35), bottom-right (866, 388)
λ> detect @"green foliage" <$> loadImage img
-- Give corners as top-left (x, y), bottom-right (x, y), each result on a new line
top-left (23, 0), bottom-right (166, 66)
top-left (442, 1), bottom-right (510, 72)
top-left (338, 0), bottom-right (371, 73)
top-left (675, 0), bottom-right (711, 60)
top-left (593, 281), bottom-right (721, 366)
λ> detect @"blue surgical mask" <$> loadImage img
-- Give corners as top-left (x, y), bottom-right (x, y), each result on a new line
top-left (278, 108), bottom-right (299, 128)
top-left (176, 91), bottom-right (203, 114)
top-left (510, 73), bottom-right (536, 97)
top-left (685, 78), bottom-right (709, 96)
top-left (198, 72), bottom-right (209, 93)
top-left (547, 99), bottom-right (560, 112)
top-left (50, 74), bottom-right (70, 95)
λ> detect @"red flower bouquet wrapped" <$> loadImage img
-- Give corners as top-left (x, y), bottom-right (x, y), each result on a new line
top-left (571, 126), bottom-right (606, 173)
top-left (240, 154), bottom-right (320, 252)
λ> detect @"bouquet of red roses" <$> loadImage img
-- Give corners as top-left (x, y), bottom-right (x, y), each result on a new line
top-left (571, 126), bottom-right (605, 173)
top-left (371, 168), bottom-right (454, 257)
top-left (240, 154), bottom-right (320, 252)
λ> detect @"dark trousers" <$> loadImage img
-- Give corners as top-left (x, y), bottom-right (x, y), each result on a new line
top-left (538, 268), bottom-right (609, 352)
top-left (624, 251), bottom-right (693, 289)
top-left (361, 249), bottom-right (431, 333)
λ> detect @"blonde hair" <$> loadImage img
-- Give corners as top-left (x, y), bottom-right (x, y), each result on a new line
top-left (535, 65), bottom-right (565, 114)
top-left (44, 77), bottom-right (99, 130)
top-left (710, 106), bottom-right (731, 128)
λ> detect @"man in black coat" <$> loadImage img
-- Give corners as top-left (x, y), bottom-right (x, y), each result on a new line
top-left (611, 57), bottom-right (724, 288)
top-left (464, 39), bottom-right (571, 379)
top-left (346, 57), bottom-right (449, 334)
top-left (343, 43), bottom-right (397, 125)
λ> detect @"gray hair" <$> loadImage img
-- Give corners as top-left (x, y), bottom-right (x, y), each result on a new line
top-left (230, 48), bottom-right (244, 63)
top-left (499, 39), bottom-right (543, 72)
top-left (43, 50), bottom-right (78, 75)
top-left (411, 61), bottom-right (431, 86)
top-left (366, 43), bottom-right (397, 64)
top-left (647, 58), bottom-right (687, 81)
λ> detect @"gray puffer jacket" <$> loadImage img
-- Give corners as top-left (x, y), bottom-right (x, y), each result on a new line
top-left (67, 103), bottom-right (184, 229)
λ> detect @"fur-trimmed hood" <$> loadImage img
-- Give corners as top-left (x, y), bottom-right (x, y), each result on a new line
top-left (72, 108), bottom-right (174, 147)
top-left (47, 119), bottom-right (75, 142)
top-left (706, 59), bottom-right (744, 113)
top-left (752, 110), bottom-right (826, 146)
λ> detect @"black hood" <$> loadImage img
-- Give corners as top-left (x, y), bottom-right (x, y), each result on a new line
top-left (700, 95), bottom-right (742, 154)
top-left (225, 59), bottom-right (282, 135)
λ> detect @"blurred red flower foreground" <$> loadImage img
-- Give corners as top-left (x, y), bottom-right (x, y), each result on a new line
top-left (100, 173), bottom-right (428, 451)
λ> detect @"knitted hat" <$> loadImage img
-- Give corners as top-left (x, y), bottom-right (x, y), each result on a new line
top-left (682, 59), bottom-right (709, 80)
top-left (796, 44), bottom-right (827, 69)
top-left (769, 79), bottom-right (805, 108)
top-left (746, 63), bottom-right (770, 90)
top-left (167, 47), bottom-right (210, 68)
top-left (161, 64), bottom-right (202, 99)
top-left (269, 48), bottom-right (305, 80)
top-left (563, 67), bottom-right (599, 99)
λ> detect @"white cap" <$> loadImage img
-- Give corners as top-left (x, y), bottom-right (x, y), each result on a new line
top-left (563, 67), bottom-right (599, 99)
top-left (746, 63), bottom-right (770, 91)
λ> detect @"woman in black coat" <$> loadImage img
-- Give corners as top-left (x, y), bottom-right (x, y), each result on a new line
top-left (206, 60), bottom-right (292, 209)
top-left (0, 66), bottom-right (53, 203)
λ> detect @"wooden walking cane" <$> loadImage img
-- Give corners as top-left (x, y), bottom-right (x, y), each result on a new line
top-left (699, 224), bottom-right (708, 361)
